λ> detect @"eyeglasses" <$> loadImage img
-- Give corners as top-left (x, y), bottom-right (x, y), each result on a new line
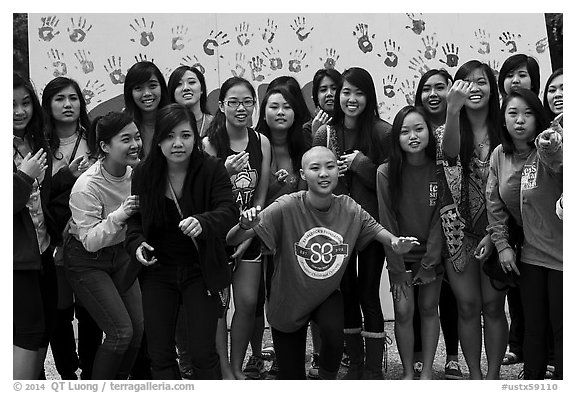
top-left (222, 98), bottom-right (256, 108)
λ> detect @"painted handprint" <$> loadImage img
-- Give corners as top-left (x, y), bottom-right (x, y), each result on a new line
top-left (129, 17), bottom-right (155, 47)
top-left (469, 29), bottom-right (491, 55)
top-left (319, 48), bottom-right (340, 70)
top-left (290, 16), bottom-right (314, 41)
top-left (235, 22), bottom-right (254, 47)
top-left (249, 56), bottom-right (266, 82)
top-left (262, 47), bottom-right (283, 71)
top-left (405, 13), bottom-right (426, 35)
top-left (134, 53), bottom-right (154, 63)
top-left (487, 59), bottom-right (501, 79)
top-left (171, 25), bottom-right (189, 51)
top-left (408, 56), bottom-right (430, 77)
top-left (104, 56), bottom-right (125, 85)
top-left (260, 18), bottom-right (278, 44)
top-left (67, 16), bottom-right (92, 43)
top-left (231, 53), bottom-right (247, 78)
top-left (535, 37), bottom-right (549, 54)
top-left (38, 16), bottom-right (60, 42)
top-left (82, 80), bottom-right (105, 106)
top-left (74, 49), bottom-right (94, 74)
top-left (180, 55), bottom-right (205, 74)
top-left (382, 75), bottom-right (398, 98)
top-left (439, 43), bottom-right (460, 68)
top-left (46, 49), bottom-right (67, 77)
top-left (203, 30), bottom-right (230, 56)
top-left (288, 50), bottom-right (308, 73)
top-left (353, 23), bottom-right (375, 54)
top-left (419, 34), bottom-right (438, 60)
top-left (377, 39), bottom-right (401, 68)
top-left (399, 79), bottom-right (417, 106)
top-left (499, 31), bottom-right (522, 53)
top-left (378, 101), bottom-right (396, 122)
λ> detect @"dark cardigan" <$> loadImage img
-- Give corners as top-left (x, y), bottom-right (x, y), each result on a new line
top-left (125, 150), bottom-right (239, 293)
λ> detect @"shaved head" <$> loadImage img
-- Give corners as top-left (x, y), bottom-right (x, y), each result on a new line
top-left (301, 146), bottom-right (337, 169)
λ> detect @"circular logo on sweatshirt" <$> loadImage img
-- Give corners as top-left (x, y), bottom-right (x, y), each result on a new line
top-left (294, 227), bottom-right (349, 279)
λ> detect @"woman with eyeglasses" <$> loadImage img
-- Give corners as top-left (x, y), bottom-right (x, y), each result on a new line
top-left (203, 76), bottom-right (271, 380)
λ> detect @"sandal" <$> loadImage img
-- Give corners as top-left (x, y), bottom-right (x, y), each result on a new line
top-left (502, 352), bottom-right (521, 365)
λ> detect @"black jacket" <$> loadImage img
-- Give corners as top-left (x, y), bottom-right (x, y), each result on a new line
top-left (125, 150), bottom-right (238, 292)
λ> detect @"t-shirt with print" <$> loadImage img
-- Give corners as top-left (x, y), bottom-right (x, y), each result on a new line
top-left (252, 191), bottom-right (384, 333)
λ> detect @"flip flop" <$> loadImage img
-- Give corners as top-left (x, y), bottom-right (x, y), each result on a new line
top-left (502, 352), bottom-right (521, 365)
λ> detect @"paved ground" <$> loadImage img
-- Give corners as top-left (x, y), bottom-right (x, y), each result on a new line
top-left (43, 317), bottom-right (525, 380)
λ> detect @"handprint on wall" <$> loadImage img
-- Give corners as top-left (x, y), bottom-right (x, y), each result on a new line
top-left (249, 56), bottom-right (266, 82)
top-left (231, 53), bottom-right (247, 78)
top-left (319, 48), bottom-right (340, 70)
top-left (353, 23), bottom-right (375, 54)
top-left (288, 50), bottom-right (308, 73)
top-left (382, 75), bottom-right (398, 98)
top-left (171, 25), bottom-right (189, 51)
top-left (535, 37), bottom-right (549, 54)
top-left (82, 79), bottom-right (105, 106)
top-left (419, 34), bottom-right (438, 60)
top-left (104, 56), bottom-right (125, 85)
top-left (399, 79), bottom-right (417, 105)
top-left (38, 16), bottom-right (61, 42)
top-left (408, 56), bottom-right (430, 77)
top-left (487, 59), bottom-right (501, 79)
top-left (129, 17), bottom-right (155, 47)
top-left (377, 39), bottom-right (401, 68)
top-left (203, 30), bottom-right (230, 56)
top-left (46, 49), bottom-right (67, 77)
top-left (260, 19), bottom-right (278, 44)
top-left (74, 49), bottom-right (94, 74)
top-left (378, 101), bottom-right (396, 121)
top-left (470, 29), bottom-right (491, 55)
top-left (290, 16), bottom-right (314, 41)
top-left (235, 22), bottom-right (254, 47)
top-left (405, 13), bottom-right (426, 35)
top-left (262, 47), bottom-right (283, 71)
top-left (439, 43), bottom-right (460, 68)
top-left (499, 31), bottom-right (521, 53)
top-left (67, 17), bottom-right (92, 43)
top-left (180, 55), bottom-right (206, 74)
top-left (134, 53), bottom-right (154, 63)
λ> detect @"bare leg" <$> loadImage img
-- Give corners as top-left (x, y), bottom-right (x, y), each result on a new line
top-left (392, 283), bottom-right (415, 380)
top-left (14, 346), bottom-right (41, 380)
top-left (418, 276), bottom-right (443, 380)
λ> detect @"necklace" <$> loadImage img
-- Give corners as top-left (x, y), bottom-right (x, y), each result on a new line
top-left (476, 134), bottom-right (489, 148)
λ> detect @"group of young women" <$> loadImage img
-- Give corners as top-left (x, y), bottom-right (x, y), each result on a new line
top-left (14, 49), bottom-right (562, 381)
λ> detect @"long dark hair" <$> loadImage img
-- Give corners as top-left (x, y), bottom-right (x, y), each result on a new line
top-left (13, 72), bottom-right (47, 156)
top-left (41, 76), bottom-right (92, 159)
top-left (499, 88), bottom-right (548, 154)
top-left (205, 76), bottom-right (256, 158)
top-left (497, 54), bottom-right (541, 97)
top-left (267, 76), bottom-right (312, 123)
top-left (414, 68), bottom-right (454, 108)
top-left (453, 60), bottom-right (501, 172)
top-left (124, 61), bottom-right (169, 126)
top-left (90, 111), bottom-right (135, 158)
top-left (331, 67), bottom-right (384, 163)
top-left (388, 105), bottom-right (436, 215)
top-left (167, 65), bottom-right (209, 114)
top-left (543, 68), bottom-right (563, 121)
top-left (138, 103), bottom-right (202, 229)
top-left (255, 86), bottom-right (309, 172)
top-left (311, 68), bottom-right (343, 109)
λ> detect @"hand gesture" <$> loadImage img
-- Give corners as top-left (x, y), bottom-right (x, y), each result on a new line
top-left (136, 242), bottom-right (158, 266)
top-left (225, 151), bottom-right (250, 175)
top-left (339, 150), bottom-right (360, 169)
top-left (447, 79), bottom-right (473, 113)
top-left (537, 128), bottom-right (562, 152)
top-left (239, 205), bottom-right (262, 230)
top-left (275, 169), bottom-right (289, 183)
top-left (121, 195), bottom-right (139, 217)
top-left (179, 216), bottom-right (203, 238)
top-left (474, 234), bottom-right (493, 262)
top-left (312, 109), bottom-right (332, 135)
top-left (337, 158), bottom-right (348, 177)
top-left (391, 236), bottom-right (419, 254)
top-left (390, 281), bottom-right (411, 302)
top-left (498, 248), bottom-right (520, 275)
top-left (19, 148), bottom-right (47, 179)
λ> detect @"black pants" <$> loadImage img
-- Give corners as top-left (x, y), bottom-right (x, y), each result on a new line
top-left (519, 263), bottom-right (562, 379)
top-left (271, 291), bottom-right (344, 379)
top-left (140, 264), bottom-right (222, 380)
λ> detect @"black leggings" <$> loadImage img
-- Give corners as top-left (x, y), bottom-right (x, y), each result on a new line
top-left (271, 291), bottom-right (344, 379)
top-left (519, 263), bottom-right (562, 379)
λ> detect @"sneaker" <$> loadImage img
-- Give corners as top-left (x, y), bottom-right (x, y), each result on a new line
top-left (444, 360), bottom-right (463, 380)
top-left (340, 352), bottom-right (350, 368)
top-left (243, 355), bottom-right (265, 380)
top-left (261, 345), bottom-right (276, 361)
top-left (308, 353), bottom-right (320, 379)
top-left (413, 361), bottom-right (423, 379)
top-left (545, 365), bottom-right (555, 380)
